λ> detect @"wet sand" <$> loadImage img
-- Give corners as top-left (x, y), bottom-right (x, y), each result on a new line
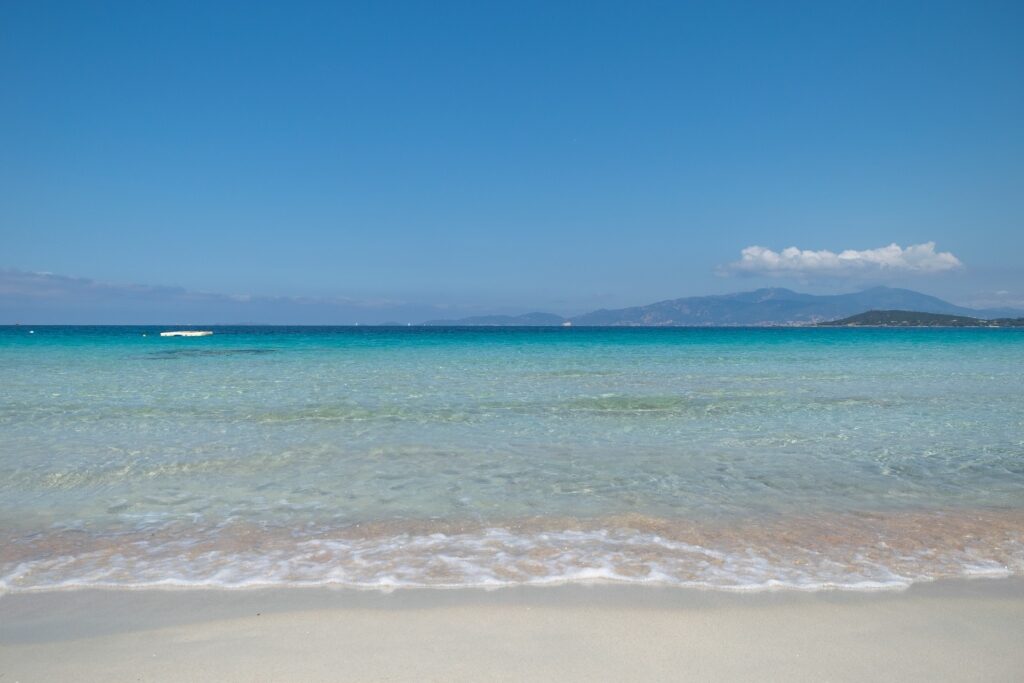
top-left (2, 578), bottom-right (1022, 682)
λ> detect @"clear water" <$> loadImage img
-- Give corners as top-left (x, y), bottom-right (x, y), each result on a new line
top-left (1, 326), bottom-right (1022, 592)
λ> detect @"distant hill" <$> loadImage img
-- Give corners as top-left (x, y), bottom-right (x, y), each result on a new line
top-left (819, 310), bottom-right (1024, 327)
top-left (421, 287), bottom-right (1024, 327)
top-left (422, 312), bottom-right (567, 327)
top-left (568, 287), bottom-right (1023, 326)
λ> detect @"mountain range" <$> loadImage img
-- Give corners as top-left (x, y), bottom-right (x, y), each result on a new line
top-left (422, 287), bottom-right (1024, 327)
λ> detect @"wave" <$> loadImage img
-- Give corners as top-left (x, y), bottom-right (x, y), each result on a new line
top-left (3, 510), bottom-right (1021, 595)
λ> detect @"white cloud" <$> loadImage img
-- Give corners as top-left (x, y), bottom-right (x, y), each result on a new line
top-left (722, 242), bottom-right (963, 278)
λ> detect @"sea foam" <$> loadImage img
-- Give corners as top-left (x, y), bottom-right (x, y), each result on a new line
top-left (2, 511), bottom-right (1022, 594)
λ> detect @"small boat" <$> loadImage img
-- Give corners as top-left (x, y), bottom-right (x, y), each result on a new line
top-left (159, 330), bottom-right (214, 337)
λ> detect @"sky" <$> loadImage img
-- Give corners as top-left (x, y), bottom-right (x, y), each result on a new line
top-left (1, 1), bottom-right (1022, 323)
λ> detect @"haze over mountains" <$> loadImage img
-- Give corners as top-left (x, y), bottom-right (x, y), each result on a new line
top-left (423, 287), bottom-right (1024, 327)
top-left (5, 269), bottom-right (1021, 326)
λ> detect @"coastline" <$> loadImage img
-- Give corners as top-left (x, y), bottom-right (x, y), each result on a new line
top-left (3, 578), bottom-right (1023, 681)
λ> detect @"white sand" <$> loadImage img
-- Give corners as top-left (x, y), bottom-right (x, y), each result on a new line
top-left (2, 579), bottom-right (1022, 682)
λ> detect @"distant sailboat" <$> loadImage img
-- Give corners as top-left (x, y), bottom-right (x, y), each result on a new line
top-left (159, 330), bottom-right (213, 337)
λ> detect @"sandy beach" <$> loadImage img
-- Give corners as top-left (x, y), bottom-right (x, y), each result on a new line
top-left (2, 578), bottom-right (1022, 682)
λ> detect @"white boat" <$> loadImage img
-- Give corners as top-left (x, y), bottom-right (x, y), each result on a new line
top-left (159, 330), bottom-right (214, 337)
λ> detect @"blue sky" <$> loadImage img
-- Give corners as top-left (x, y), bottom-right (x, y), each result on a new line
top-left (2, 1), bottom-right (1022, 322)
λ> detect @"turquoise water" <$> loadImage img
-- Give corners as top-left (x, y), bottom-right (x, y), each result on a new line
top-left (1, 326), bottom-right (1022, 591)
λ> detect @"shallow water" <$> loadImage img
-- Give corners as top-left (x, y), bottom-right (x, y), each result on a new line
top-left (1, 326), bottom-right (1022, 591)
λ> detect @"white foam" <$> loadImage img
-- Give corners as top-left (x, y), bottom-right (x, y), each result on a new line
top-left (3, 525), bottom-right (1021, 596)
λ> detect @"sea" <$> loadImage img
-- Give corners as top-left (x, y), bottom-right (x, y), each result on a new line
top-left (1, 326), bottom-right (1022, 593)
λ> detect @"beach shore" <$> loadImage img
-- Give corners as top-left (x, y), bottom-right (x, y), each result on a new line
top-left (2, 578), bottom-right (1022, 682)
